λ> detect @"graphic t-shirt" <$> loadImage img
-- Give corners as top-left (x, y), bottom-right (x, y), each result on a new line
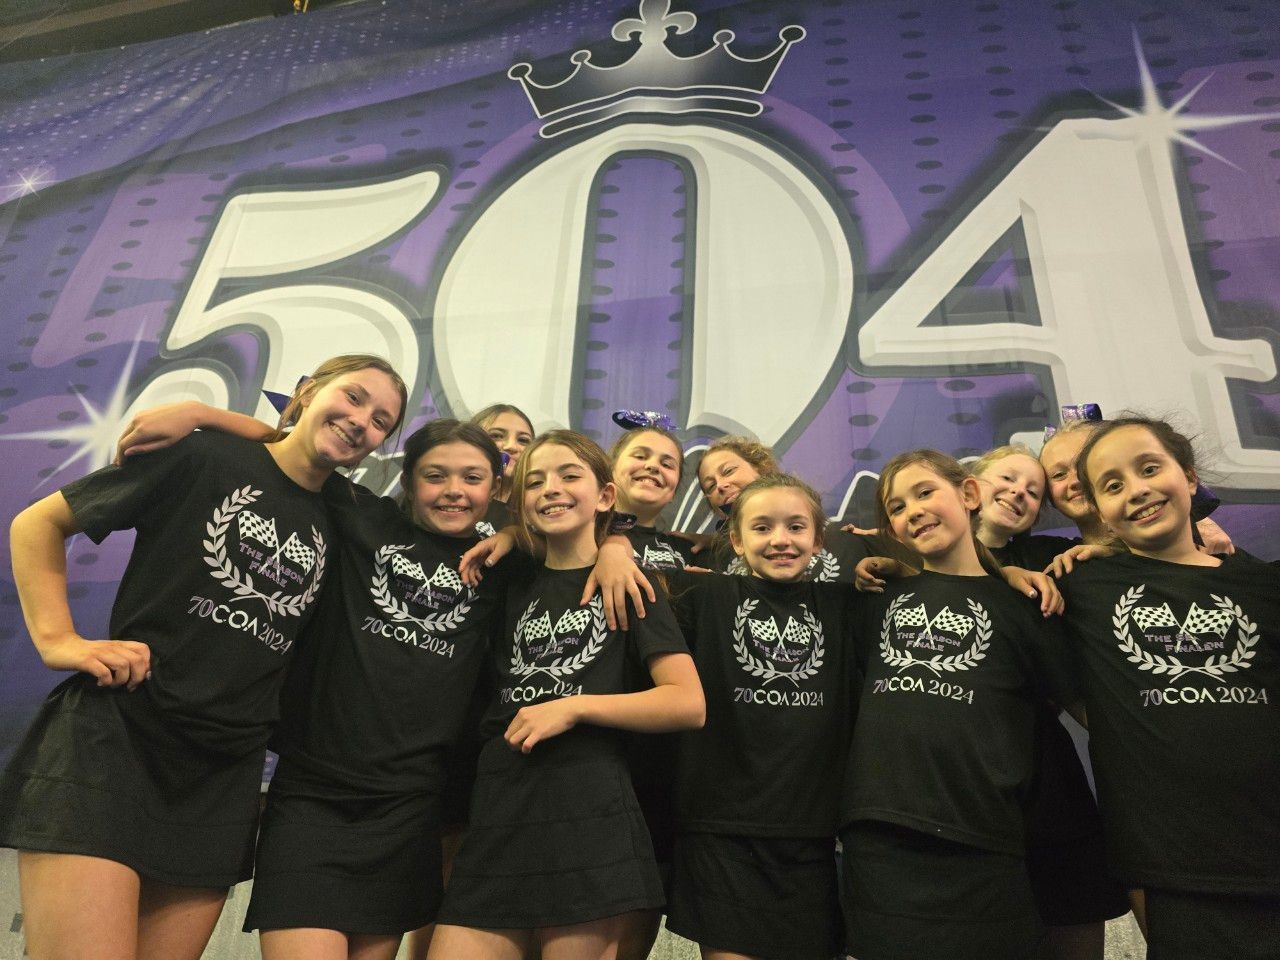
top-left (626, 524), bottom-right (696, 571)
top-left (715, 522), bottom-right (905, 584)
top-left (477, 497), bottom-right (512, 539)
top-left (482, 565), bottom-right (689, 739)
top-left (668, 572), bottom-right (862, 837)
top-left (842, 571), bottom-right (1080, 855)
top-left (270, 478), bottom-right (510, 793)
top-left (60, 431), bottom-right (332, 757)
top-left (1059, 553), bottom-right (1280, 893)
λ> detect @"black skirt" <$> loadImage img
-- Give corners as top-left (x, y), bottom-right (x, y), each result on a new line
top-left (666, 832), bottom-right (842, 960)
top-left (1145, 887), bottom-right (1280, 960)
top-left (244, 760), bottom-right (444, 934)
top-left (1023, 709), bottom-right (1129, 925)
top-left (436, 732), bottom-right (664, 929)
top-left (840, 821), bottom-right (1044, 960)
top-left (0, 677), bottom-right (262, 888)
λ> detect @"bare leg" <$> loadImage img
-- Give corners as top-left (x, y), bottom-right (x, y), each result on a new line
top-left (1036, 923), bottom-right (1105, 960)
top-left (136, 878), bottom-right (229, 960)
top-left (540, 914), bottom-right (632, 960)
top-left (18, 852), bottom-right (140, 960)
top-left (702, 949), bottom-right (759, 960)
top-left (1128, 889), bottom-right (1148, 940)
top-left (426, 923), bottom-right (529, 960)
top-left (261, 928), bottom-right (403, 960)
top-left (615, 909), bottom-right (661, 960)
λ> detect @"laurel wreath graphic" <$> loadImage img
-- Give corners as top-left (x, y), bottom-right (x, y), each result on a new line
top-left (202, 485), bottom-right (325, 620)
top-left (510, 595), bottom-right (608, 678)
top-left (1112, 585), bottom-right (1257, 681)
top-left (732, 598), bottom-right (826, 687)
top-left (809, 550), bottom-right (841, 582)
top-left (879, 592), bottom-right (991, 676)
top-left (369, 544), bottom-right (474, 633)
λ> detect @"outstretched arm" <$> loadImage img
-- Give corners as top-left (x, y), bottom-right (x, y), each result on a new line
top-left (10, 493), bottom-right (150, 689)
top-left (116, 400), bottom-right (272, 462)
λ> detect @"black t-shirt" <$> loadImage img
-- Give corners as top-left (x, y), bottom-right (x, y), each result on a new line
top-left (668, 571), bottom-right (862, 837)
top-left (477, 497), bottom-right (512, 539)
top-left (60, 431), bottom-right (332, 757)
top-left (990, 533), bottom-right (1080, 572)
top-left (1059, 553), bottom-right (1280, 894)
top-left (714, 522), bottom-right (902, 584)
top-left (270, 478), bottom-right (509, 793)
top-left (842, 571), bottom-right (1079, 855)
top-left (482, 565), bottom-right (690, 740)
top-left (626, 525), bottom-right (697, 571)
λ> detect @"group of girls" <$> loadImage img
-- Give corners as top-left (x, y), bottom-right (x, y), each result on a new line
top-left (1, 352), bottom-right (1275, 960)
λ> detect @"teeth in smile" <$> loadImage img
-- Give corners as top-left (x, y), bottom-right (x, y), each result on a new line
top-left (1132, 502), bottom-right (1163, 521)
top-left (330, 423), bottom-right (355, 446)
top-left (541, 504), bottom-right (571, 516)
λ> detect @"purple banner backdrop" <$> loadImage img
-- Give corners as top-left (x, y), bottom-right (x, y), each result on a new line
top-left (2, 0), bottom-right (1279, 752)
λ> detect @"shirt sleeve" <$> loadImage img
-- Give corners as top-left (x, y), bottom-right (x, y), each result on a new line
top-left (629, 596), bottom-right (691, 663)
top-left (1021, 608), bottom-right (1082, 707)
top-left (60, 435), bottom-right (198, 544)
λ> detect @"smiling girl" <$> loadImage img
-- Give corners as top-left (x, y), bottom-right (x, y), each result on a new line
top-left (841, 450), bottom-right (1082, 960)
top-left (0, 355), bottom-right (406, 960)
top-left (609, 423), bottom-right (696, 571)
top-left (661, 474), bottom-right (861, 960)
top-left (1057, 417), bottom-right (1280, 960)
top-left (426, 431), bottom-right (704, 960)
top-left (469, 403), bottom-right (535, 530)
top-left (970, 446), bottom-right (1130, 960)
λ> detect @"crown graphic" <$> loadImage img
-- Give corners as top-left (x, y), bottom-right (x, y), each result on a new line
top-left (508, 0), bottom-right (805, 139)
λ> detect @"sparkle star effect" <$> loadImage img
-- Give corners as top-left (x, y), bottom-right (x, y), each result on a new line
top-left (3, 333), bottom-right (146, 486)
top-left (3, 164), bottom-right (54, 202)
top-left (1092, 28), bottom-right (1280, 171)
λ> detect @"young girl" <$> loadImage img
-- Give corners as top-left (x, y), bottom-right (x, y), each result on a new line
top-left (470, 403), bottom-right (535, 531)
top-left (426, 431), bottom-right (704, 960)
top-left (0, 354), bottom-right (406, 960)
top-left (696, 436), bottom-right (906, 581)
top-left (609, 415), bottom-right (697, 571)
top-left (971, 447), bottom-right (1130, 960)
top-left (1058, 416), bottom-right (1280, 959)
top-left (841, 450), bottom-right (1083, 960)
top-left (663, 474), bottom-right (860, 960)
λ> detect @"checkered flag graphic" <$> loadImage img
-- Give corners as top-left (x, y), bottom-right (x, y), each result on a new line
top-left (427, 564), bottom-right (463, 592)
top-left (894, 604), bottom-right (928, 629)
top-left (641, 544), bottom-right (678, 567)
top-left (390, 554), bottom-right (428, 583)
top-left (929, 606), bottom-right (974, 638)
top-left (554, 608), bottom-right (592, 636)
top-left (1132, 603), bottom-right (1178, 633)
top-left (522, 612), bottom-right (553, 641)
top-left (781, 617), bottom-right (812, 646)
top-left (278, 532), bottom-right (317, 573)
top-left (1182, 603), bottom-right (1233, 638)
top-left (748, 618), bottom-right (782, 645)
top-left (238, 510), bottom-right (278, 548)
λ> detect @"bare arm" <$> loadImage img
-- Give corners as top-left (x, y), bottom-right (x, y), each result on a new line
top-left (116, 400), bottom-right (273, 462)
top-left (10, 493), bottom-right (150, 688)
top-left (503, 651), bottom-right (704, 753)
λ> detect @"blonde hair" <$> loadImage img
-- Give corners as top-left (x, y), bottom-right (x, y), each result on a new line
top-left (266, 354), bottom-right (408, 444)
top-left (511, 430), bottom-right (615, 556)
top-left (970, 443), bottom-right (1042, 480)
top-left (701, 436), bottom-right (779, 479)
top-left (875, 449), bottom-right (1003, 577)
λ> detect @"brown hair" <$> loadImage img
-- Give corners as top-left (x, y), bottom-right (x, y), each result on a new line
top-left (609, 427), bottom-right (686, 482)
top-left (699, 436), bottom-right (779, 483)
top-left (875, 449), bottom-right (1003, 577)
top-left (469, 403), bottom-right (535, 436)
top-left (511, 430), bottom-right (616, 556)
top-left (396, 419), bottom-right (503, 524)
top-left (266, 354), bottom-right (408, 444)
top-left (1076, 415), bottom-right (1198, 510)
top-left (728, 473), bottom-right (827, 551)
